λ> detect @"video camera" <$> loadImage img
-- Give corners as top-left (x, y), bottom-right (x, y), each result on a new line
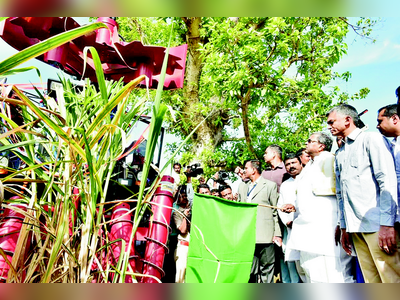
top-left (218, 171), bottom-right (229, 181)
top-left (185, 163), bottom-right (204, 178)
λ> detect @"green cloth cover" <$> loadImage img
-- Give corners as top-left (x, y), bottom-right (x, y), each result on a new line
top-left (186, 193), bottom-right (257, 283)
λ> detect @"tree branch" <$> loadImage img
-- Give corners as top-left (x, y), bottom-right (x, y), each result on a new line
top-left (339, 17), bottom-right (375, 41)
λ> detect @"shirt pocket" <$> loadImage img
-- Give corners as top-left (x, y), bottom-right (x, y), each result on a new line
top-left (349, 154), bottom-right (359, 168)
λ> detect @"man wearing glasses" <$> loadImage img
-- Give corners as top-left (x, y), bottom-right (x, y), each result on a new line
top-left (282, 132), bottom-right (354, 282)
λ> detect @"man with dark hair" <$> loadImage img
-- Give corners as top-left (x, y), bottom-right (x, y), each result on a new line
top-left (237, 159), bottom-right (281, 283)
top-left (262, 145), bottom-right (289, 281)
top-left (211, 189), bottom-right (220, 197)
top-left (295, 148), bottom-right (311, 167)
top-left (197, 183), bottom-right (211, 195)
top-left (173, 162), bottom-right (182, 173)
top-left (284, 152), bottom-right (301, 164)
top-left (277, 153), bottom-right (304, 283)
top-left (283, 131), bottom-right (354, 282)
top-left (377, 103), bottom-right (400, 226)
top-left (262, 144), bottom-right (288, 192)
top-left (172, 162), bottom-right (182, 193)
top-left (219, 184), bottom-right (234, 201)
top-left (327, 104), bottom-right (400, 283)
top-left (377, 104), bottom-right (399, 137)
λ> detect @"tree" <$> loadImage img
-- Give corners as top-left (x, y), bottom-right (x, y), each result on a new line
top-left (116, 17), bottom-right (372, 172)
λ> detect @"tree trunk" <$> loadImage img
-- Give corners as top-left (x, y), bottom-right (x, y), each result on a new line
top-left (182, 17), bottom-right (225, 158)
top-left (240, 90), bottom-right (257, 158)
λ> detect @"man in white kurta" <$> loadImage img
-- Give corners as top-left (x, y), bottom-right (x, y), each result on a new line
top-left (277, 153), bottom-right (305, 283)
top-left (283, 132), bottom-right (354, 283)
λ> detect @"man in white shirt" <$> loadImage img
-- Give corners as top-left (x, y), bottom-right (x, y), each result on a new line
top-left (328, 104), bottom-right (400, 283)
top-left (277, 153), bottom-right (304, 283)
top-left (172, 162), bottom-right (182, 194)
top-left (282, 132), bottom-right (354, 283)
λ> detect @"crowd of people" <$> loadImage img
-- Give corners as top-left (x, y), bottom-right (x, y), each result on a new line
top-left (164, 102), bottom-right (400, 283)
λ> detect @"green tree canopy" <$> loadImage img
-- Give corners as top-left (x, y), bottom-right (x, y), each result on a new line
top-left (116, 17), bottom-right (372, 173)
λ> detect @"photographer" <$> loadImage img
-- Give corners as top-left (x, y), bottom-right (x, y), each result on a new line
top-left (207, 170), bottom-right (229, 191)
top-left (184, 163), bottom-right (203, 205)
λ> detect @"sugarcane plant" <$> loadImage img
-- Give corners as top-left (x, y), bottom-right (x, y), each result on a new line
top-left (0, 18), bottom-right (210, 283)
top-left (0, 20), bottom-right (161, 283)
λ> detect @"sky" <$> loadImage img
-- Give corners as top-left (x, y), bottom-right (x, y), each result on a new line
top-left (0, 17), bottom-right (399, 166)
top-left (332, 17), bottom-right (400, 133)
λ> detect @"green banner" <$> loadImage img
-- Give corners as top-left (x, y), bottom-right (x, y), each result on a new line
top-left (186, 193), bottom-right (257, 283)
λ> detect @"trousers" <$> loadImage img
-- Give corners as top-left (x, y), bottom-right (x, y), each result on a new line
top-left (174, 233), bottom-right (190, 283)
top-left (352, 231), bottom-right (400, 283)
top-left (299, 250), bottom-right (354, 283)
top-left (249, 243), bottom-right (275, 283)
top-left (280, 259), bottom-right (301, 283)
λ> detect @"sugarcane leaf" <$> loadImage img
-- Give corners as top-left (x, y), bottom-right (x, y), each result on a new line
top-left (42, 203), bottom-right (68, 283)
top-left (0, 139), bottom-right (47, 153)
top-left (83, 47), bottom-right (108, 106)
top-left (80, 75), bottom-right (146, 146)
top-left (12, 86), bottom-right (87, 159)
top-left (0, 66), bottom-right (41, 78)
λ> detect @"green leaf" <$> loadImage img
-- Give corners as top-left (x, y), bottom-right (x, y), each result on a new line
top-left (12, 86), bottom-right (87, 159)
top-left (83, 47), bottom-right (108, 106)
top-left (0, 66), bottom-right (41, 79)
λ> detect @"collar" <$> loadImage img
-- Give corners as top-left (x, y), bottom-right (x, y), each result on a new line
top-left (345, 127), bottom-right (362, 143)
top-left (311, 151), bottom-right (330, 163)
top-left (267, 161), bottom-right (284, 170)
top-left (250, 176), bottom-right (262, 186)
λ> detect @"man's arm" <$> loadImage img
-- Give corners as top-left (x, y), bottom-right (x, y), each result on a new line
top-left (269, 182), bottom-right (282, 239)
top-left (237, 182), bottom-right (246, 202)
top-left (335, 155), bottom-right (346, 230)
top-left (173, 208), bottom-right (190, 235)
top-left (367, 133), bottom-right (398, 254)
top-left (277, 183), bottom-right (295, 225)
top-left (335, 154), bottom-right (353, 254)
top-left (187, 182), bottom-right (194, 205)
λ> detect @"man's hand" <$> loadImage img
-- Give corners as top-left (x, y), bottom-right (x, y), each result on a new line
top-left (234, 167), bottom-right (243, 176)
top-left (378, 225), bottom-right (397, 255)
top-left (184, 209), bottom-right (190, 216)
top-left (340, 229), bottom-right (352, 256)
top-left (273, 236), bottom-right (282, 247)
top-left (334, 225), bottom-right (341, 246)
top-left (280, 204), bottom-right (296, 213)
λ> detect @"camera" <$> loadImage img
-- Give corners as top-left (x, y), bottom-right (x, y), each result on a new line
top-left (185, 163), bottom-right (204, 178)
top-left (218, 171), bottom-right (229, 181)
